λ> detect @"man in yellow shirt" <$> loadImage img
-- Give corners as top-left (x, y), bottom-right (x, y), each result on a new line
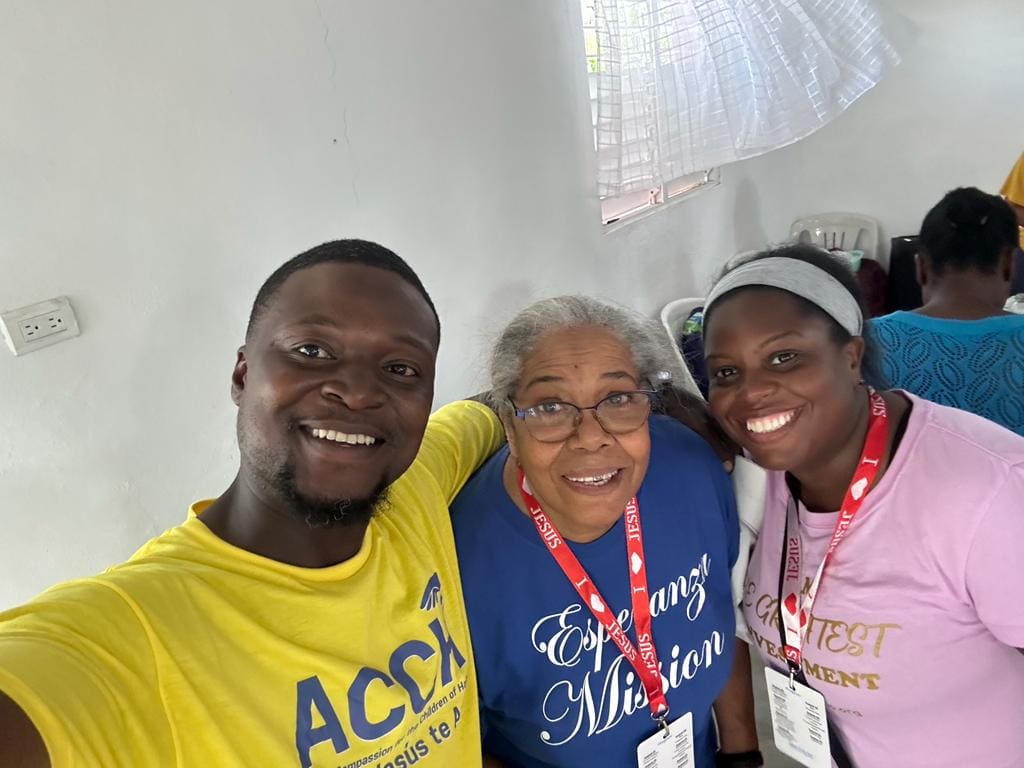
top-left (0, 240), bottom-right (504, 767)
top-left (1002, 151), bottom-right (1024, 232)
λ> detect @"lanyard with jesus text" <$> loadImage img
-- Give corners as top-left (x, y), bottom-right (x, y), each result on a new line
top-left (776, 388), bottom-right (889, 674)
top-left (518, 469), bottom-right (670, 724)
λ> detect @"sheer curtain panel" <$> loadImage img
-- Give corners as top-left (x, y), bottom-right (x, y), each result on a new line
top-left (592, 0), bottom-right (899, 197)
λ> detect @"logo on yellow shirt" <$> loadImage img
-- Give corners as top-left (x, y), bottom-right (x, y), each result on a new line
top-left (295, 573), bottom-right (468, 768)
top-left (420, 573), bottom-right (443, 611)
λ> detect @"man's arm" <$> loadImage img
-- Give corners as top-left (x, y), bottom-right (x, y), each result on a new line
top-left (417, 400), bottom-right (505, 503)
top-left (712, 641), bottom-right (762, 765)
top-left (0, 691), bottom-right (49, 767)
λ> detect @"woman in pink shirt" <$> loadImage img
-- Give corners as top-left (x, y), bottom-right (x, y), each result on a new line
top-left (701, 243), bottom-right (1024, 768)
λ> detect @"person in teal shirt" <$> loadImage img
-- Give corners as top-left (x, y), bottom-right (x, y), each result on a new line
top-left (872, 187), bottom-right (1024, 435)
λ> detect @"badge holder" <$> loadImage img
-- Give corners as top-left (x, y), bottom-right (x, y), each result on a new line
top-left (636, 710), bottom-right (695, 768)
top-left (764, 668), bottom-right (831, 768)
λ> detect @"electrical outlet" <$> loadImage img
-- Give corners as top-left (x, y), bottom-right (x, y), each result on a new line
top-left (1, 296), bottom-right (81, 356)
top-left (20, 311), bottom-right (67, 342)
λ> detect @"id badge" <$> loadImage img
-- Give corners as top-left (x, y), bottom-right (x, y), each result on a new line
top-left (635, 712), bottom-right (694, 768)
top-left (764, 667), bottom-right (832, 768)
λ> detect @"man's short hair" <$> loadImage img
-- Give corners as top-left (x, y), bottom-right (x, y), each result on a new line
top-left (246, 239), bottom-right (440, 341)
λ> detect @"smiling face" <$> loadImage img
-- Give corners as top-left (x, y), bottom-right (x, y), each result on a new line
top-left (505, 325), bottom-right (651, 536)
top-left (232, 262), bottom-right (439, 523)
top-left (703, 288), bottom-right (864, 475)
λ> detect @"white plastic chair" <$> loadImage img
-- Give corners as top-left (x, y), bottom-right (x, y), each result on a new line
top-left (659, 296), bottom-right (767, 643)
top-left (658, 297), bottom-right (704, 397)
top-left (790, 212), bottom-right (881, 268)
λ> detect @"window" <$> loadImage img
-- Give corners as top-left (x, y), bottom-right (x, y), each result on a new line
top-left (581, 0), bottom-right (719, 227)
top-left (580, 0), bottom-right (896, 228)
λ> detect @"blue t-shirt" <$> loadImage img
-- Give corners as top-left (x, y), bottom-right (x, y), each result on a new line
top-left (871, 311), bottom-right (1024, 436)
top-left (451, 416), bottom-right (738, 768)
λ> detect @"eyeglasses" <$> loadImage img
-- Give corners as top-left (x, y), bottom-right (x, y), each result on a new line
top-left (510, 390), bottom-right (657, 443)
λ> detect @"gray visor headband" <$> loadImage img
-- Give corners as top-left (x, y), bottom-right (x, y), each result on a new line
top-left (704, 256), bottom-right (863, 337)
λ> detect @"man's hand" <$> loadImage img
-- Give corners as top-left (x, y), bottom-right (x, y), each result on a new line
top-left (0, 691), bottom-right (50, 767)
top-left (658, 386), bottom-right (738, 471)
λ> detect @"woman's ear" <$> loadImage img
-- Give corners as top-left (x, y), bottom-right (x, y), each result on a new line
top-left (844, 336), bottom-right (866, 382)
top-left (501, 415), bottom-right (520, 462)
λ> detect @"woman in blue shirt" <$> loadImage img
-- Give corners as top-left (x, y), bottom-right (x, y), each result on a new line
top-left (451, 296), bottom-right (761, 768)
top-left (872, 187), bottom-right (1024, 435)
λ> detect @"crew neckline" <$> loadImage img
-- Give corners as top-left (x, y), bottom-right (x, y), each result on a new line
top-left (184, 499), bottom-right (375, 581)
top-left (881, 310), bottom-right (1024, 331)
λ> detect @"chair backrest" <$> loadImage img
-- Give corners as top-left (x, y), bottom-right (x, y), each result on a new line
top-left (661, 299), bottom-right (769, 636)
top-left (658, 297), bottom-right (704, 397)
top-left (790, 212), bottom-right (882, 268)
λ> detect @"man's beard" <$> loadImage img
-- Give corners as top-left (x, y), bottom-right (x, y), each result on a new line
top-left (275, 462), bottom-right (390, 529)
top-left (238, 413), bottom-right (391, 529)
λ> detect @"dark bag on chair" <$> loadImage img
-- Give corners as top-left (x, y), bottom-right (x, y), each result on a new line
top-left (884, 235), bottom-right (923, 313)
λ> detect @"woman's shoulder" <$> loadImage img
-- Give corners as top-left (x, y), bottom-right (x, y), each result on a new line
top-left (644, 416), bottom-right (734, 511)
top-left (883, 396), bottom-right (1024, 509)
top-left (903, 393), bottom-right (1024, 464)
top-left (646, 415), bottom-right (732, 491)
top-left (449, 446), bottom-right (511, 523)
top-left (648, 414), bottom-right (723, 465)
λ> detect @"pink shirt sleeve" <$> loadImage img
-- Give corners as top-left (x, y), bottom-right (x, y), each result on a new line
top-left (965, 463), bottom-right (1024, 648)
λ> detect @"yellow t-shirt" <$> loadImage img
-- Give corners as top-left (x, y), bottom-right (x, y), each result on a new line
top-left (1001, 151), bottom-right (1024, 247)
top-left (0, 400), bottom-right (502, 768)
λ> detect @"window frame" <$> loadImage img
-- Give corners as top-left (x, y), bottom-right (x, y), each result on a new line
top-left (581, 1), bottom-right (718, 230)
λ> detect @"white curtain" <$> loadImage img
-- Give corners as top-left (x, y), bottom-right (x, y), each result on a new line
top-left (593, 0), bottom-right (899, 197)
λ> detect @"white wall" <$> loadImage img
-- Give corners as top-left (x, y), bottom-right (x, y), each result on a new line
top-left (731, 0), bottom-right (1024, 260)
top-left (1, 0), bottom-right (1020, 607)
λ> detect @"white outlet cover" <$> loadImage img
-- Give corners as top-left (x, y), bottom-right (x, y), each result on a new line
top-left (0, 296), bottom-right (81, 356)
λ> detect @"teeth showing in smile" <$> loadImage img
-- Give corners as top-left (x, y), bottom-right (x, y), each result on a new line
top-left (310, 428), bottom-right (377, 446)
top-left (566, 470), bottom-right (618, 487)
top-left (746, 410), bottom-right (797, 434)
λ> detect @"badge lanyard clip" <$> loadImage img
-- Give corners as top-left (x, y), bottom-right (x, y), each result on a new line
top-left (655, 710), bottom-right (671, 738)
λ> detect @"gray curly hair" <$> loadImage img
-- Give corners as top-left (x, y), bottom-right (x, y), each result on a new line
top-left (488, 295), bottom-right (686, 420)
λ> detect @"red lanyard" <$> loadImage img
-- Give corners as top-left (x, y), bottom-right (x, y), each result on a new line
top-left (778, 389), bottom-right (889, 671)
top-left (518, 470), bottom-right (669, 721)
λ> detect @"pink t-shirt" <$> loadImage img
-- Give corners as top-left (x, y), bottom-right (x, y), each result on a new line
top-left (743, 393), bottom-right (1024, 767)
